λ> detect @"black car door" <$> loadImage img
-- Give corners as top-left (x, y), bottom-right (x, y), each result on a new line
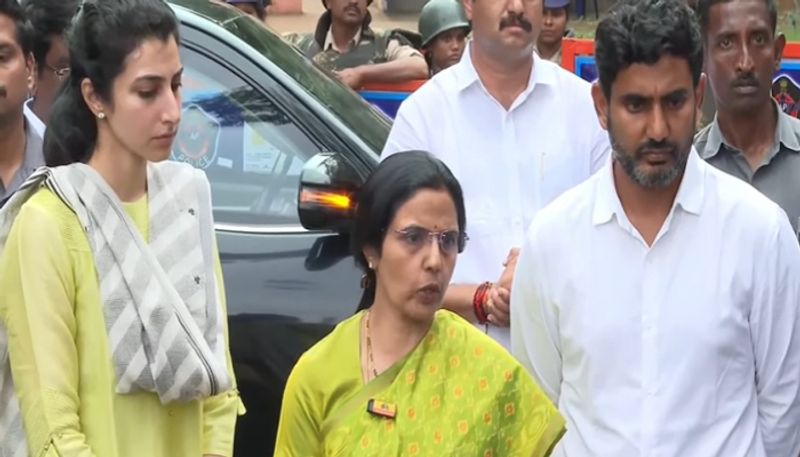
top-left (177, 25), bottom-right (366, 457)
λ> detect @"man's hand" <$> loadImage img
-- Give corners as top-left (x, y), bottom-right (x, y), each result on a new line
top-left (487, 286), bottom-right (511, 327)
top-left (486, 248), bottom-right (520, 327)
top-left (334, 67), bottom-right (364, 90)
top-left (497, 248), bottom-right (520, 290)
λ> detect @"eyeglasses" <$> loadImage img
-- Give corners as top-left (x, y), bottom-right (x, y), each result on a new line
top-left (393, 227), bottom-right (468, 255)
top-left (44, 63), bottom-right (70, 80)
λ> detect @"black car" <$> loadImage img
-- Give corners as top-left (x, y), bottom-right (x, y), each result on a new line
top-left (168, 1), bottom-right (387, 454)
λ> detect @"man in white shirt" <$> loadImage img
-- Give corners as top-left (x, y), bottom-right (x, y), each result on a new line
top-left (20, 0), bottom-right (79, 137)
top-left (382, 0), bottom-right (609, 349)
top-left (511, 0), bottom-right (800, 455)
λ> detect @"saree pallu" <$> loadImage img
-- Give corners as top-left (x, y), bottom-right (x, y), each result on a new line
top-left (275, 310), bottom-right (565, 457)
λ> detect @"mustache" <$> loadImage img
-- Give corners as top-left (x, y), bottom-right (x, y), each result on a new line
top-left (635, 139), bottom-right (678, 158)
top-left (499, 13), bottom-right (533, 32)
top-left (344, 4), bottom-right (361, 12)
top-left (733, 73), bottom-right (759, 88)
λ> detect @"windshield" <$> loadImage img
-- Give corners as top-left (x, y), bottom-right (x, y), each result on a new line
top-left (172, 0), bottom-right (391, 154)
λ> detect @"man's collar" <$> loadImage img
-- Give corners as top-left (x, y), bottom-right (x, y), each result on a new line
top-left (323, 26), bottom-right (364, 52)
top-left (452, 42), bottom-right (557, 93)
top-left (592, 148), bottom-right (706, 226)
top-left (699, 101), bottom-right (800, 160)
top-left (776, 105), bottom-right (800, 152)
top-left (23, 99), bottom-right (45, 139)
top-left (22, 112), bottom-right (44, 170)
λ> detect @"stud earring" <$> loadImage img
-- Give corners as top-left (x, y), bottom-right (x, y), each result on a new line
top-left (97, 112), bottom-right (106, 120)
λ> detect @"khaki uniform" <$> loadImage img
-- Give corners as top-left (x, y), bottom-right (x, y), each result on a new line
top-left (284, 27), bottom-right (421, 72)
top-left (536, 28), bottom-right (575, 67)
top-left (544, 48), bottom-right (562, 65)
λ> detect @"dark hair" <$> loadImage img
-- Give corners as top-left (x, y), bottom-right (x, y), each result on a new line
top-left (256, 0), bottom-right (271, 20)
top-left (254, 2), bottom-right (267, 21)
top-left (21, 0), bottom-right (80, 71)
top-left (696, 0), bottom-right (777, 39)
top-left (351, 151), bottom-right (467, 311)
top-left (229, 0), bottom-right (268, 20)
top-left (595, 0), bottom-right (703, 99)
top-left (0, 0), bottom-right (33, 57)
top-left (43, 0), bottom-right (180, 167)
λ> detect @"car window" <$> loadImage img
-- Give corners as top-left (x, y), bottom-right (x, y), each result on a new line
top-left (210, 13), bottom-right (391, 154)
top-left (173, 47), bottom-right (317, 228)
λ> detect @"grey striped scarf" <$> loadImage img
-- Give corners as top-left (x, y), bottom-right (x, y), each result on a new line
top-left (0, 162), bottom-right (232, 457)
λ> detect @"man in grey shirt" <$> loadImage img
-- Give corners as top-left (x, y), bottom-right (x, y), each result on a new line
top-left (0, 0), bottom-right (43, 207)
top-left (695, 0), bottom-right (799, 237)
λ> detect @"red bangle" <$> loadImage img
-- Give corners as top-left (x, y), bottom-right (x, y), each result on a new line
top-left (473, 282), bottom-right (492, 324)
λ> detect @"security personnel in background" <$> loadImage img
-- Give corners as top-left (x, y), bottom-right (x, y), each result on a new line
top-left (418, 0), bottom-right (470, 76)
top-left (536, 0), bottom-right (574, 65)
top-left (695, 0), bottom-right (800, 236)
top-left (225, 0), bottom-right (268, 21)
top-left (284, 0), bottom-right (428, 89)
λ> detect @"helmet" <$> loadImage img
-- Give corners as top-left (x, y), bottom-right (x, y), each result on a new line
top-left (419, 0), bottom-right (470, 48)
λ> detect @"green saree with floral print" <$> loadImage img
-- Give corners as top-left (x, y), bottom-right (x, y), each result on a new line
top-left (274, 310), bottom-right (565, 457)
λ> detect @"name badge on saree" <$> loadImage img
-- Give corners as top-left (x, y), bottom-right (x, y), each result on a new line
top-left (367, 399), bottom-right (397, 419)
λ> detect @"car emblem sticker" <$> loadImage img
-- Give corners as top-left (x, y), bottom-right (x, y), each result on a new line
top-left (772, 74), bottom-right (800, 118)
top-left (172, 103), bottom-right (221, 169)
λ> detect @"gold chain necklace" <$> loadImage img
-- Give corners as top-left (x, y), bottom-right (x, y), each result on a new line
top-left (365, 310), bottom-right (379, 380)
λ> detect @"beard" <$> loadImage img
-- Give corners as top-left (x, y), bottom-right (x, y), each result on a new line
top-left (608, 115), bottom-right (695, 189)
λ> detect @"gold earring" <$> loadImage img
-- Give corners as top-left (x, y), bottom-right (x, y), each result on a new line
top-left (97, 112), bottom-right (106, 119)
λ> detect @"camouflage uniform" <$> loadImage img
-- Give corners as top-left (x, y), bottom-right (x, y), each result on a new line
top-left (285, 26), bottom-right (421, 72)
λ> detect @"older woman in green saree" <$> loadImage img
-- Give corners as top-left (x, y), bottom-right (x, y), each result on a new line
top-left (274, 151), bottom-right (565, 456)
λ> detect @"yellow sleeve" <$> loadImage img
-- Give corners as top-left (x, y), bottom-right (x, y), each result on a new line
top-left (201, 250), bottom-right (246, 457)
top-left (0, 197), bottom-right (96, 456)
top-left (273, 354), bottom-right (323, 457)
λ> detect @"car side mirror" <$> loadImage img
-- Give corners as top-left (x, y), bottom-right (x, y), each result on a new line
top-left (298, 152), bottom-right (362, 232)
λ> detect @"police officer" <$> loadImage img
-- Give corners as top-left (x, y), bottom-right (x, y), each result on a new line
top-left (536, 0), bottom-right (574, 65)
top-left (225, 0), bottom-right (268, 20)
top-left (418, 0), bottom-right (470, 76)
top-left (284, 0), bottom-right (427, 89)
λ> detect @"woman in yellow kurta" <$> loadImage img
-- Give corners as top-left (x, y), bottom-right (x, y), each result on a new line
top-left (0, 1), bottom-right (242, 456)
top-left (274, 152), bottom-right (565, 456)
